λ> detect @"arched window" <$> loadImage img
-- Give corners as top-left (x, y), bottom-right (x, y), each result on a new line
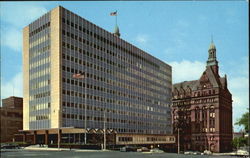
top-left (209, 105), bottom-right (215, 130)
top-left (202, 106), bottom-right (207, 132)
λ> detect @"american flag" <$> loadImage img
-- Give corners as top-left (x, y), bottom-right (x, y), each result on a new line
top-left (110, 11), bottom-right (117, 16)
top-left (72, 73), bottom-right (84, 79)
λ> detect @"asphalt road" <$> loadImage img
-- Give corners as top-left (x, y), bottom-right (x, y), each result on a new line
top-left (1, 150), bottom-right (241, 158)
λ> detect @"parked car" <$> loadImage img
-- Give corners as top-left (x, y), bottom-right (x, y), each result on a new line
top-left (184, 151), bottom-right (194, 155)
top-left (149, 148), bottom-right (164, 153)
top-left (236, 149), bottom-right (249, 156)
top-left (120, 146), bottom-right (137, 152)
top-left (137, 147), bottom-right (150, 152)
top-left (193, 151), bottom-right (201, 155)
top-left (1, 144), bottom-right (19, 149)
top-left (203, 150), bottom-right (212, 155)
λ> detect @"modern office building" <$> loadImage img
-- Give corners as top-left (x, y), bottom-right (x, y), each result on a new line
top-left (22, 6), bottom-right (174, 146)
top-left (0, 96), bottom-right (23, 142)
top-left (172, 41), bottom-right (233, 152)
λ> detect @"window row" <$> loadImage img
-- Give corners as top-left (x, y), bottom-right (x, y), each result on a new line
top-left (29, 34), bottom-right (50, 49)
top-left (32, 91), bottom-right (50, 99)
top-left (30, 114), bottom-right (50, 121)
top-left (30, 80), bottom-right (50, 90)
top-left (30, 103), bottom-right (50, 111)
top-left (62, 52), bottom-right (166, 88)
top-left (62, 113), bottom-right (166, 128)
top-left (30, 45), bottom-right (50, 59)
top-left (30, 56), bottom-right (50, 70)
top-left (62, 18), bottom-right (160, 69)
top-left (29, 22), bottom-right (50, 37)
top-left (62, 102), bottom-right (167, 119)
top-left (62, 65), bottom-right (164, 96)
top-left (30, 68), bottom-right (50, 80)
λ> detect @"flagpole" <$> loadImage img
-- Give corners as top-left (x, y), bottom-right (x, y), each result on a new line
top-left (115, 10), bottom-right (117, 26)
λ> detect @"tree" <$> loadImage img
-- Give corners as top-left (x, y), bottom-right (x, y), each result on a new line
top-left (232, 137), bottom-right (248, 150)
top-left (235, 110), bottom-right (249, 132)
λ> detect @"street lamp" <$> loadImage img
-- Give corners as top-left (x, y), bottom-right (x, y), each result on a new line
top-left (103, 108), bottom-right (106, 150)
top-left (58, 108), bottom-right (60, 150)
top-left (178, 128), bottom-right (180, 154)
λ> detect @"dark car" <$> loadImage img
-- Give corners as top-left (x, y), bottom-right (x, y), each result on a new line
top-left (120, 146), bottom-right (137, 152)
top-left (1, 144), bottom-right (19, 149)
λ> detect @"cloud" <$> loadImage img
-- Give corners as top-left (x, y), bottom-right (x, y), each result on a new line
top-left (228, 76), bottom-right (249, 129)
top-left (0, 3), bottom-right (48, 52)
top-left (135, 34), bottom-right (149, 45)
top-left (1, 27), bottom-right (22, 52)
top-left (1, 71), bottom-right (23, 103)
top-left (0, 3), bottom-right (48, 28)
top-left (168, 60), bottom-right (205, 83)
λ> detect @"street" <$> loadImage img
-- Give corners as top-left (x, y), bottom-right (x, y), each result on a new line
top-left (1, 150), bottom-right (243, 158)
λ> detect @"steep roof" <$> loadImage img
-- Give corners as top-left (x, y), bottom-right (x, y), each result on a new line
top-left (173, 66), bottom-right (227, 91)
top-left (173, 80), bottom-right (198, 91)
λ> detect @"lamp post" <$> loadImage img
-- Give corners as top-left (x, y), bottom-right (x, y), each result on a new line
top-left (177, 128), bottom-right (180, 154)
top-left (103, 108), bottom-right (106, 150)
top-left (58, 108), bottom-right (60, 150)
top-left (84, 81), bottom-right (87, 144)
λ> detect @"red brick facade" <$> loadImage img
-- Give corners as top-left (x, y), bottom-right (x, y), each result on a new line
top-left (172, 42), bottom-right (233, 153)
top-left (0, 96), bottom-right (23, 143)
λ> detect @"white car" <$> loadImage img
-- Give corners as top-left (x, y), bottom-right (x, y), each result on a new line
top-left (203, 150), bottom-right (212, 155)
top-left (184, 151), bottom-right (194, 155)
top-left (149, 148), bottom-right (164, 153)
top-left (237, 149), bottom-right (249, 156)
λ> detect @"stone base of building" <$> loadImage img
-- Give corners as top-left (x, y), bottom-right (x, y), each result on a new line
top-left (17, 128), bottom-right (175, 150)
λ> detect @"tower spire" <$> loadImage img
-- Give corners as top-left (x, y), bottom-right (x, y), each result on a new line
top-left (207, 38), bottom-right (219, 75)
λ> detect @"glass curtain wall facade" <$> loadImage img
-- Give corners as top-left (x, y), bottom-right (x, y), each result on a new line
top-left (28, 13), bottom-right (51, 129)
top-left (24, 6), bottom-right (172, 135)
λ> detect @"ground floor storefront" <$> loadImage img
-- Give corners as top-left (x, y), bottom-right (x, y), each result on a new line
top-left (15, 128), bottom-right (175, 151)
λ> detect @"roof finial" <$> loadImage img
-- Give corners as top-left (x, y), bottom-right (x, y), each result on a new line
top-left (211, 34), bottom-right (213, 43)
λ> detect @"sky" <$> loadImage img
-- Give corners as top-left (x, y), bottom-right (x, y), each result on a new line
top-left (0, 1), bottom-right (249, 132)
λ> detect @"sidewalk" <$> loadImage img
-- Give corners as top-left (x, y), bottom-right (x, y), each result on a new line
top-left (24, 145), bottom-right (111, 152)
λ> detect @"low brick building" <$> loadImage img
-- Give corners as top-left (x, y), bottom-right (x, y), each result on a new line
top-left (172, 41), bottom-right (233, 153)
top-left (0, 96), bottom-right (23, 143)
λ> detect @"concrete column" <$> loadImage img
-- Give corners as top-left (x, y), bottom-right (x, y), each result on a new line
top-left (45, 130), bottom-right (49, 145)
top-left (78, 133), bottom-right (80, 143)
top-left (59, 129), bottom-right (62, 143)
top-left (33, 131), bottom-right (37, 144)
top-left (74, 133), bottom-right (76, 143)
top-left (68, 133), bottom-right (70, 143)
top-left (23, 133), bottom-right (27, 143)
